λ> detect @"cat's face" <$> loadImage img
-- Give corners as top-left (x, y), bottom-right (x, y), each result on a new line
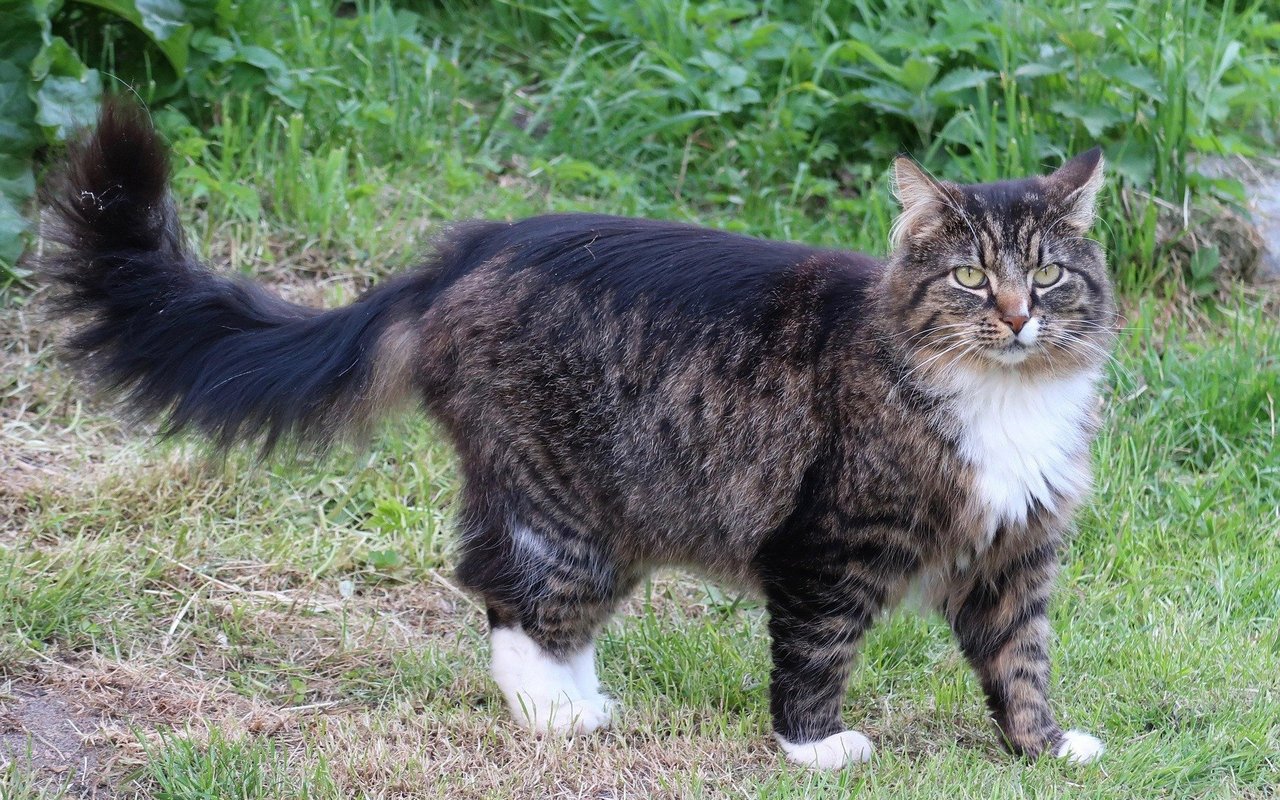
top-left (881, 150), bottom-right (1116, 380)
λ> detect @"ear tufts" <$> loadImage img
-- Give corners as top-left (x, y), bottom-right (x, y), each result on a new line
top-left (890, 156), bottom-right (953, 249)
top-left (1047, 148), bottom-right (1105, 231)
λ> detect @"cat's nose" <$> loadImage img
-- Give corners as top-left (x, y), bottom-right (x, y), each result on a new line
top-left (1001, 312), bottom-right (1029, 334)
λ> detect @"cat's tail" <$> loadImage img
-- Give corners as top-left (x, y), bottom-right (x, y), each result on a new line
top-left (41, 98), bottom-right (432, 454)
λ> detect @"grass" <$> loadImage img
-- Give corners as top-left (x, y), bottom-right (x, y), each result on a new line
top-left (2, 299), bottom-right (1277, 796)
top-left (10, 0), bottom-right (1272, 294)
top-left (0, 758), bottom-right (69, 800)
top-left (2, 0), bottom-right (1279, 797)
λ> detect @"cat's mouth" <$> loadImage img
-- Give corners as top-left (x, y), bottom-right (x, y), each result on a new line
top-left (984, 340), bottom-right (1034, 366)
top-left (980, 318), bottom-right (1042, 366)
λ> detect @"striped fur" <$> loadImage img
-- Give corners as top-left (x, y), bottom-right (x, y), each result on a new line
top-left (44, 102), bottom-right (1115, 767)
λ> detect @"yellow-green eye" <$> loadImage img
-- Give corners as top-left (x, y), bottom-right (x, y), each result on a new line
top-left (953, 266), bottom-right (988, 289)
top-left (1032, 263), bottom-right (1063, 287)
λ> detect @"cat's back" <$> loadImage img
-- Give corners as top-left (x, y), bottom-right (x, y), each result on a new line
top-left (424, 213), bottom-right (881, 326)
top-left (418, 212), bottom-right (884, 409)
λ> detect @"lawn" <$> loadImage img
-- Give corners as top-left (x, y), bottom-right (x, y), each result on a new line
top-left (1, 1), bottom-right (1278, 798)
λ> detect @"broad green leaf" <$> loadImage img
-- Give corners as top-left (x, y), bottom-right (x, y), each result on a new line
top-left (135, 0), bottom-right (186, 39)
top-left (1211, 40), bottom-right (1243, 79)
top-left (833, 39), bottom-right (898, 80)
top-left (0, 191), bottom-right (29, 270)
top-left (698, 49), bottom-right (731, 72)
top-left (34, 70), bottom-right (103, 140)
top-left (1200, 82), bottom-right (1246, 123)
top-left (238, 44), bottom-right (288, 75)
top-left (191, 31), bottom-right (236, 62)
top-left (736, 21), bottom-right (783, 54)
top-left (930, 67), bottom-right (996, 96)
top-left (0, 61), bottom-right (39, 153)
top-left (933, 108), bottom-right (981, 147)
top-left (721, 64), bottom-right (749, 89)
top-left (364, 549), bottom-right (403, 570)
top-left (173, 162), bottom-right (218, 201)
top-left (897, 57), bottom-right (939, 95)
top-left (852, 84), bottom-right (914, 111)
top-left (0, 2), bottom-right (43, 67)
top-left (1014, 62), bottom-right (1064, 79)
top-left (1057, 28), bottom-right (1103, 55)
top-left (219, 181), bottom-right (261, 218)
top-left (1107, 146), bottom-right (1155, 186)
top-left (1096, 58), bottom-right (1164, 101)
top-left (0, 155), bottom-right (35, 203)
top-left (0, 1), bottom-right (42, 281)
top-left (1049, 99), bottom-right (1127, 138)
top-left (77, 0), bottom-right (192, 71)
top-left (849, 85), bottom-right (917, 122)
top-left (30, 36), bottom-right (89, 81)
top-left (0, 0), bottom-right (42, 150)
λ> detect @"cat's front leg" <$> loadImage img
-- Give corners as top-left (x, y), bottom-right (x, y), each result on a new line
top-left (758, 529), bottom-right (920, 770)
top-left (947, 537), bottom-right (1104, 763)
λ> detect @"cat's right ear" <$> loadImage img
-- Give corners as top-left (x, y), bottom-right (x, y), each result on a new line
top-left (891, 156), bottom-right (951, 248)
top-left (1045, 147), bottom-right (1106, 232)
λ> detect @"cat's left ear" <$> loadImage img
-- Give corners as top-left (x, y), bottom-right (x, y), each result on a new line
top-left (1046, 147), bottom-right (1105, 231)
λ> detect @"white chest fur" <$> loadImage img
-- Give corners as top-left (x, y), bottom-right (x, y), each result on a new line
top-left (943, 368), bottom-right (1099, 542)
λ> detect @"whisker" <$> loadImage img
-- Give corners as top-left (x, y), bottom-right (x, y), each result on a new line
top-left (897, 337), bottom-right (975, 389)
top-left (905, 330), bottom-right (974, 359)
top-left (1050, 331), bottom-right (1137, 383)
top-left (1058, 318), bottom-right (1143, 334)
top-left (863, 324), bottom-right (970, 348)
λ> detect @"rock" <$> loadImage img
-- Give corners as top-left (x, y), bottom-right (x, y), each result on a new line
top-left (1248, 175), bottom-right (1280, 281)
top-left (1189, 155), bottom-right (1280, 283)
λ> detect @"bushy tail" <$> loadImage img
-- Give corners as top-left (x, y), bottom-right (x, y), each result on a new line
top-left (42, 99), bottom-right (431, 454)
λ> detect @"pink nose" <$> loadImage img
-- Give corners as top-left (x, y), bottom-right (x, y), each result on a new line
top-left (1001, 312), bottom-right (1029, 334)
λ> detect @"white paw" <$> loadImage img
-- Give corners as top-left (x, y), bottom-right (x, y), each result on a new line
top-left (510, 692), bottom-right (612, 735)
top-left (1055, 729), bottom-right (1105, 764)
top-left (490, 628), bottom-right (613, 736)
top-left (568, 643), bottom-right (619, 719)
top-left (776, 730), bottom-right (874, 770)
top-left (576, 689), bottom-right (618, 721)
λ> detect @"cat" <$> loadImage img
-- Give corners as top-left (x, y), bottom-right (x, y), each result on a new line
top-left (43, 100), bottom-right (1115, 769)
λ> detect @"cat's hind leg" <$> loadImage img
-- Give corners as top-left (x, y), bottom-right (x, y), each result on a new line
top-left (459, 516), bottom-right (631, 735)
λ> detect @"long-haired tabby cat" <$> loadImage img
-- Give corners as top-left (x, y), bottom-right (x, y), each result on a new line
top-left (44, 100), bottom-right (1114, 769)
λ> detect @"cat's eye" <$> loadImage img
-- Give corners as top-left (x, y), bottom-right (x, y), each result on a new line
top-left (952, 266), bottom-right (988, 289)
top-left (1032, 263), bottom-right (1063, 287)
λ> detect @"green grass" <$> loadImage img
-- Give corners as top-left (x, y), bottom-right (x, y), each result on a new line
top-left (4, 288), bottom-right (1277, 798)
top-left (0, 758), bottom-right (68, 800)
top-left (8, 0), bottom-right (1275, 293)
top-left (136, 731), bottom-right (339, 800)
top-left (2, 0), bottom-right (1279, 797)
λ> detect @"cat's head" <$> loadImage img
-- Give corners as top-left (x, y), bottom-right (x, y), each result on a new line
top-left (880, 150), bottom-right (1116, 381)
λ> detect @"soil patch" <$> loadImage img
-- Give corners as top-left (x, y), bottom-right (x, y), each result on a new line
top-left (0, 680), bottom-right (111, 798)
